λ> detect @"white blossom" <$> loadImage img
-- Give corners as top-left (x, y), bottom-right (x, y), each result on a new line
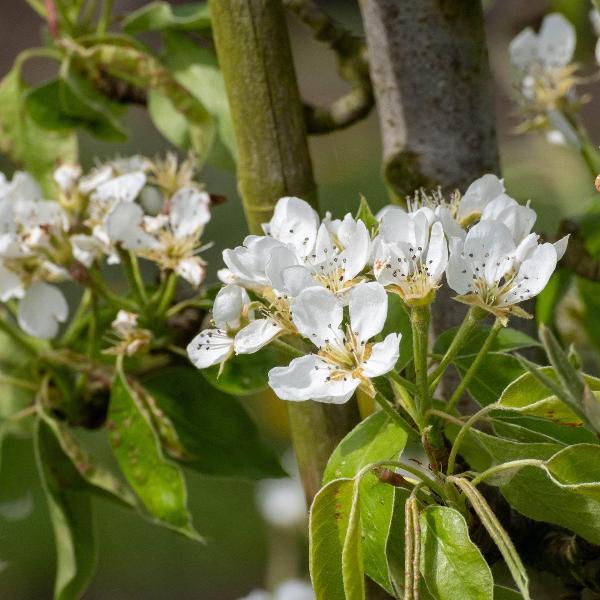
top-left (257, 477), bottom-right (307, 529)
top-left (446, 220), bottom-right (567, 323)
top-left (268, 283), bottom-right (400, 403)
top-left (238, 580), bottom-right (314, 600)
top-left (104, 310), bottom-right (152, 356)
top-left (373, 209), bottom-right (448, 305)
top-left (17, 282), bottom-right (68, 339)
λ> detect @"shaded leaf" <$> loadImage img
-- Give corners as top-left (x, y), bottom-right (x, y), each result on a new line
top-left (35, 419), bottom-right (97, 600)
top-left (355, 195), bottom-right (379, 233)
top-left (420, 505), bottom-right (494, 600)
top-left (143, 367), bottom-right (284, 479)
top-left (147, 90), bottom-right (191, 149)
top-left (545, 444), bottom-right (600, 499)
top-left (382, 293), bottom-right (413, 370)
top-left (536, 269), bottom-right (571, 327)
top-left (434, 326), bottom-right (538, 357)
top-left (123, 1), bottom-right (211, 33)
top-left (108, 367), bottom-right (199, 539)
top-left (0, 63), bottom-right (77, 193)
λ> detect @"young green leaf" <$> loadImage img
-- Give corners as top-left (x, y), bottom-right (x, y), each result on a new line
top-left (382, 293), bottom-right (413, 370)
top-left (35, 419), bottom-right (98, 600)
top-left (451, 477), bottom-right (530, 600)
top-left (494, 586), bottom-right (523, 599)
top-left (355, 195), bottom-right (379, 233)
top-left (343, 481), bottom-right (365, 600)
top-left (499, 367), bottom-right (600, 425)
top-left (147, 90), bottom-right (192, 151)
top-left (434, 326), bottom-right (539, 357)
top-left (323, 410), bottom-right (409, 483)
top-left (108, 367), bottom-right (200, 539)
top-left (0, 63), bottom-right (77, 193)
top-left (309, 478), bottom-right (363, 600)
top-left (143, 367), bottom-right (284, 479)
top-left (420, 505), bottom-right (494, 600)
top-left (502, 465), bottom-right (600, 545)
top-left (123, 1), bottom-right (211, 33)
top-left (535, 269), bottom-right (572, 327)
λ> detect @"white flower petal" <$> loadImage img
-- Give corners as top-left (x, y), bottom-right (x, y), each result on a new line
top-left (70, 234), bottom-right (102, 267)
top-left (105, 202), bottom-right (159, 250)
top-left (424, 221), bottom-right (448, 282)
top-left (187, 328), bottom-right (233, 369)
top-left (223, 237), bottom-right (285, 287)
top-left (268, 197), bottom-right (319, 257)
top-left (139, 186), bottom-right (164, 215)
top-left (509, 27), bottom-right (538, 70)
top-left (17, 282), bottom-right (68, 339)
top-left (0, 265), bottom-right (24, 301)
top-left (78, 165), bottom-right (113, 195)
top-left (538, 12), bottom-right (576, 69)
top-left (175, 257), bottom-right (205, 287)
top-left (281, 265), bottom-right (316, 297)
top-left (340, 220), bottom-right (370, 280)
top-left (349, 282), bottom-right (388, 342)
top-left (553, 235), bottom-right (569, 261)
top-left (268, 354), bottom-right (359, 404)
top-left (265, 245), bottom-right (299, 293)
top-left (291, 287), bottom-right (343, 347)
top-left (91, 172), bottom-right (146, 204)
top-left (379, 206), bottom-right (410, 244)
top-left (499, 242), bottom-right (557, 306)
top-left (54, 163), bottom-right (81, 192)
top-left (273, 579), bottom-right (315, 600)
top-left (362, 333), bottom-right (401, 378)
top-left (170, 188), bottom-right (211, 238)
top-left (234, 318), bottom-right (283, 354)
top-left (446, 247), bottom-right (473, 295)
top-left (213, 284), bottom-right (250, 330)
top-left (458, 174), bottom-right (505, 222)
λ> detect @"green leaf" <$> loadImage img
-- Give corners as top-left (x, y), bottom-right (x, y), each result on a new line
top-left (202, 347), bottom-right (280, 396)
top-left (420, 505), bottom-right (494, 600)
top-left (342, 482), bottom-right (364, 600)
top-left (494, 586), bottom-right (523, 599)
top-left (59, 67), bottom-right (128, 142)
top-left (0, 63), bottom-right (77, 193)
top-left (536, 269), bottom-right (571, 327)
top-left (40, 414), bottom-right (137, 508)
top-left (355, 195), bottom-right (379, 233)
top-left (578, 277), bottom-right (600, 352)
top-left (324, 410), bottom-right (409, 483)
top-left (35, 419), bottom-right (97, 600)
top-left (147, 90), bottom-right (191, 149)
top-left (322, 410), bottom-right (409, 595)
top-left (25, 80), bottom-right (81, 132)
top-left (382, 293), bottom-right (413, 370)
top-left (123, 1), bottom-right (211, 33)
top-left (162, 31), bottom-right (237, 166)
top-left (434, 326), bottom-right (538, 357)
top-left (143, 367), bottom-right (284, 479)
top-left (309, 478), bottom-right (359, 600)
top-left (454, 353), bottom-right (524, 406)
top-left (498, 367), bottom-right (600, 425)
top-left (108, 367), bottom-right (199, 539)
top-left (502, 465), bottom-right (600, 545)
top-left (545, 444), bottom-right (600, 499)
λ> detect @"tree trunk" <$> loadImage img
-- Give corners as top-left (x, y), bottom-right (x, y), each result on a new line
top-left (358, 0), bottom-right (504, 397)
top-left (209, 0), bottom-right (359, 503)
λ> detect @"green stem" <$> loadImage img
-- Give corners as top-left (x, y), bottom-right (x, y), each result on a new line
top-left (155, 272), bottom-right (178, 317)
top-left (59, 289), bottom-right (91, 347)
top-left (387, 368), bottom-right (416, 393)
top-left (271, 337), bottom-right (304, 359)
top-left (0, 375), bottom-right (38, 392)
top-left (447, 403), bottom-right (500, 476)
top-left (428, 306), bottom-right (485, 394)
top-left (97, 0), bottom-right (112, 33)
top-left (88, 267), bottom-right (138, 312)
top-left (470, 459), bottom-right (544, 486)
top-left (447, 318), bottom-right (503, 411)
top-left (119, 250), bottom-right (148, 306)
top-left (0, 317), bottom-right (41, 356)
top-left (410, 305), bottom-right (431, 426)
top-left (373, 391), bottom-right (419, 440)
top-left (165, 297), bottom-right (214, 318)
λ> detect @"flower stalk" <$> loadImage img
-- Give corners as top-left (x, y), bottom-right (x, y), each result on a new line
top-left (411, 304), bottom-right (431, 427)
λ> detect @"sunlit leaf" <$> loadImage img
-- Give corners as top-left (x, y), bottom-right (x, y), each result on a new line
top-left (108, 367), bottom-right (199, 539)
top-left (420, 506), bottom-right (494, 600)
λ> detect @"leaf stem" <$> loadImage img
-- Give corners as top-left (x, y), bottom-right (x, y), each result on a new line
top-left (271, 337), bottom-right (304, 358)
top-left (59, 289), bottom-right (91, 347)
top-left (88, 267), bottom-right (138, 312)
top-left (373, 391), bottom-right (419, 440)
top-left (387, 368), bottom-right (416, 393)
top-left (447, 403), bottom-right (500, 476)
top-left (470, 459), bottom-right (544, 486)
top-left (155, 272), bottom-right (178, 317)
top-left (119, 249), bottom-right (148, 306)
top-left (447, 318), bottom-right (503, 411)
top-left (428, 306), bottom-right (484, 394)
top-left (0, 317), bottom-right (40, 356)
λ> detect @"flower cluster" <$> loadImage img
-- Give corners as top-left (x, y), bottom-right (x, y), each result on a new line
top-left (187, 175), bottom-right (567, 404)
top-left (0, 153), bottom-right (212, 346)
top-left (509, 12), bottom-right (582, 146)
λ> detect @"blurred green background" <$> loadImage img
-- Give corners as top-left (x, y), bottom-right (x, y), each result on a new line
top-left (1, 0), bottom-right (599, 598)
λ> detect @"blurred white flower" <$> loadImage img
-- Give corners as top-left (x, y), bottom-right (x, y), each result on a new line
top-left (257, 478), bottom-right (307, 529)
top-left (104, 310), bottom-right (152, 357)
top-left (269, 283), bottom-right (400, 403)
top-left (238, 580), bottom-right (314, 600)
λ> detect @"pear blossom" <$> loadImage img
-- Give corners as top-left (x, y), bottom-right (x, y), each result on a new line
top-left (510, 13), bottom-right (580, 136)
top-left (238, 580), bottom-right (314, 600)
top-left (373, 209), bottom-right (448, 305)
top-left (257, 477), bottom-right (307, 529)
top-left (105, 186), bottom-right (211, 287)
top-left (268, 283), bottom-right (401, 403)
top-left (104, 310), bottom-right (152, 356)
top-left (446, 220), bottom-right (567, 324)
top-left (187, 284), bottom-right (253, 369)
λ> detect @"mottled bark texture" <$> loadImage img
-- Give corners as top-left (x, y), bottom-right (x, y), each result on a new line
top-left (209, 0), bottom-right (359, 503)
top-left (358, 0), bottom-right (500, 201)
